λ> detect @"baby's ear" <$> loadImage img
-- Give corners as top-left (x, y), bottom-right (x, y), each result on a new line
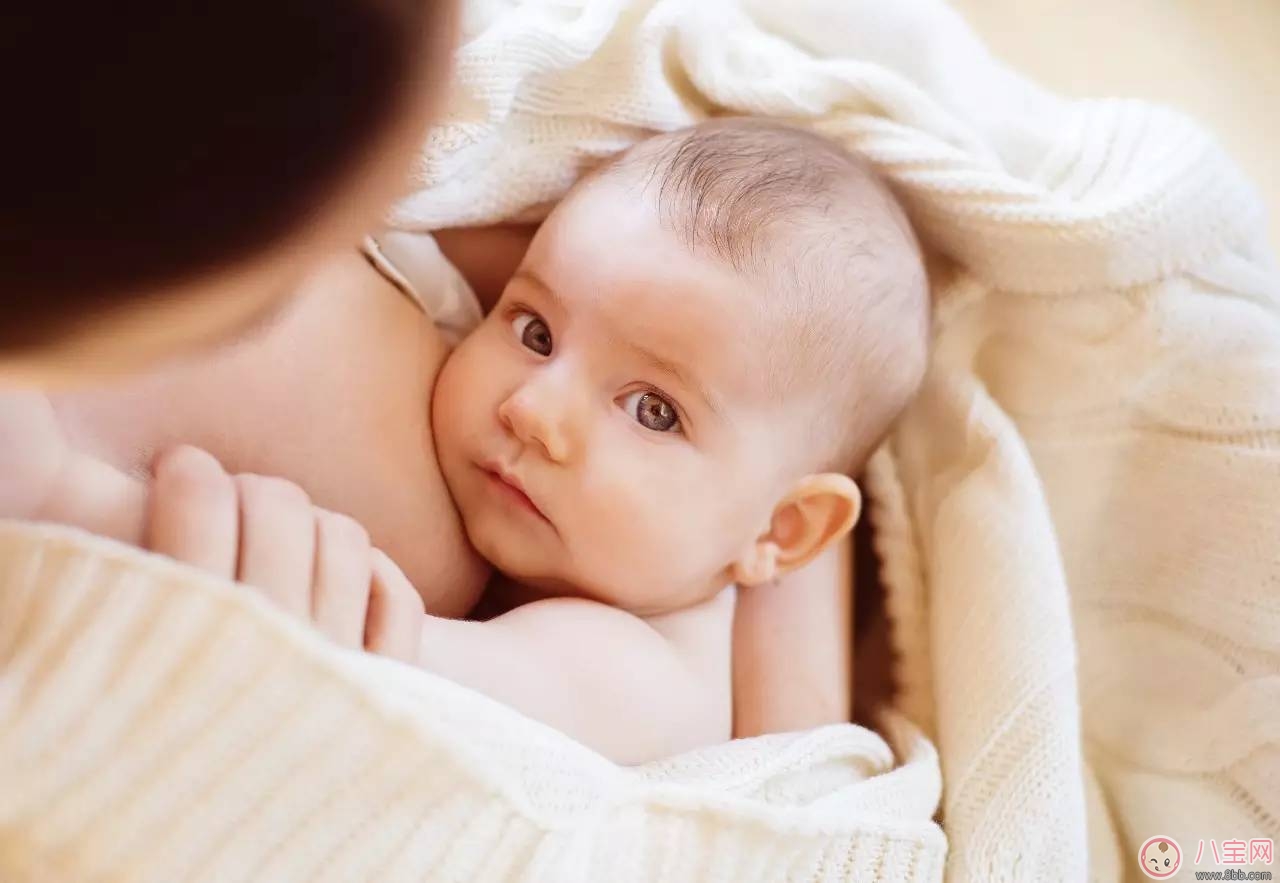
top-left (731, 474), bottom-right (861, 586)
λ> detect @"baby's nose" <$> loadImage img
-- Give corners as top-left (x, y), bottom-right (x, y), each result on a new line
top-left (498, 373), bottom-right (580, 463)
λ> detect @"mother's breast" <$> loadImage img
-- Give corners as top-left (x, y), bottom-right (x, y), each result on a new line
top-left (51, 250), bottom-right (491, 617)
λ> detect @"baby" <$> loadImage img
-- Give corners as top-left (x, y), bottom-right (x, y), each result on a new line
top-left (5, 118), bottom-right (927, 764)
top-left (409, 118), bottom-right (929, 761)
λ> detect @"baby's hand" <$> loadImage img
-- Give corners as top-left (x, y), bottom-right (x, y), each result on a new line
top-left (148, 446), bottom-right (425, 661)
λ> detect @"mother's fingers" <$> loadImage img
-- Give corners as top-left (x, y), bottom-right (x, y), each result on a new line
top-left (147, 446), bottom-right (238, 579)
top-left (233, 474), bottom-right (316, 618)
top-left (366, 550), bottom-right (425, 663)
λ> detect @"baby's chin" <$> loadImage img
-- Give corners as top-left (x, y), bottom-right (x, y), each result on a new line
top-left (463, 509), bottom-right (727, 611)
top-left (468, 526), bottom-right (555, 590)
top-left (464, 524), bottom-right (601, 603)
top-left (483, 539), bottom-right (719, 616)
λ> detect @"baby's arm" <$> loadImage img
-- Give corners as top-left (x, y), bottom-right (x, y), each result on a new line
top-left (417, 589), bottom-right (735, 764)
top-left (732, 541), bottom-right (853, 738)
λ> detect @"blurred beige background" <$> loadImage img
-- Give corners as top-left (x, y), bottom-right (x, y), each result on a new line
top-left (951, 0), bottom-right (1280, 256)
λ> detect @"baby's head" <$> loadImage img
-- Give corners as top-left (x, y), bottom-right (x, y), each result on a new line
top-left (433, 118), bottom-right (928, 614)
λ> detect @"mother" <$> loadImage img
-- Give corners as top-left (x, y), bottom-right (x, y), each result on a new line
top-left (4, 0), bottom-right (451, 382)
top-left (1, 0), bottom-right (483, 594)
top-left (1, 0), bottom-right (848, 742)
top-left (0, 2), bottom-right (881, 878)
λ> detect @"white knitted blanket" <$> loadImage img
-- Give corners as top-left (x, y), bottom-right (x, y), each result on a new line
top-left (3, 1), bottom-right (1277, 881)
top-left (393, 0), bottom-right (1280, 880)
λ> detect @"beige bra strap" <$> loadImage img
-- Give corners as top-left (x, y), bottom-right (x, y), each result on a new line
top-left (360, 235), bottom-right (427, 313)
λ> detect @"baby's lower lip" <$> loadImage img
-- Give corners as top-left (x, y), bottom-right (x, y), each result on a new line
top-left (483, 469), bottom-right (548, 521)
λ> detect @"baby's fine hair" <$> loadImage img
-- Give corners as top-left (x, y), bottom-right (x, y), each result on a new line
top-left (601, 118), bottom-right (930, 473)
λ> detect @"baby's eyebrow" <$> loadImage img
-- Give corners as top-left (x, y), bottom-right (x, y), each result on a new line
top-left (625, 340), bottom-right (725, 420)
top-left (511, 267), bottom-right (557, 302)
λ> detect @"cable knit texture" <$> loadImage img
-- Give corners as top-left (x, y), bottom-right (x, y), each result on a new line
top-left (393, 0), bottom-right (1280, 880)
top-left (0, 521), bottom-right (945, 882)
top-left (3, 0), bottom-right (1278, 880)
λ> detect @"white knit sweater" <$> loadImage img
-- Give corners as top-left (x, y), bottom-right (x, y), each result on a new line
top-left (3, 0), bottom-right (1278, 880)
top-left (395, 0), bottom-right (1280, 880)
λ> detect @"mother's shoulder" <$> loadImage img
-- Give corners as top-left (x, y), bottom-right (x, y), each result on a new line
top-left (0, 391), bottom-right (67, 520)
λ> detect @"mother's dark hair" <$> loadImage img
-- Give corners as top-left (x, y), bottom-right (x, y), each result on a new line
top-left (1, 0), bottom-right (452, 351)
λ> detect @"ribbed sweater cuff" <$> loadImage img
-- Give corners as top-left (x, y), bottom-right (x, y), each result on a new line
top-left (0, 521), bottom-right (945, 883)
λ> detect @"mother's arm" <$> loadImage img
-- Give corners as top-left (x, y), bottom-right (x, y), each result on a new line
top-left (732, 540), bottom-right (854, 737)
top-left (433, 225), bottom-right (539, 311)
top-left (0, 391), bottom-right (146, 542)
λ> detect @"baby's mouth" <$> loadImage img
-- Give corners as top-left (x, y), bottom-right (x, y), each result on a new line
top-left (481, 464), bottom-right (551, 523)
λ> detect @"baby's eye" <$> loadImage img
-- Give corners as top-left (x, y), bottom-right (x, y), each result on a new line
top-left (621, 390), bottom-right (681, 433)
top-left (511, 311), bottom-right (552, 356)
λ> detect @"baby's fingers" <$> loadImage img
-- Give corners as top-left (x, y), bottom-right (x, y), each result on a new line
top-left (234, 474), bottom-right (315, 619)
top-left (148, 446), bottom-right (238, 579)
top-left (366, 550), bottom-right (425, 663)
top-left (148, 448), bottom-right (414, 661)
top-left (311, 511), bottom-right (373, 649)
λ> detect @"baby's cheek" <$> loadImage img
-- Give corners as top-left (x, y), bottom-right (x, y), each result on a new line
top-left (573, 463), bottom-right (669, 571)
top-left (700, 473), bottom-right (774, 559)
top-left (601, 462), bottom-right (713, 567)
top-left (433, 343), bottom-right (490, 452)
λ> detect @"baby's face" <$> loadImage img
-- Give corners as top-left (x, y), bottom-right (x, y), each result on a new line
top-left (432, 177), bottom-right (809, 613)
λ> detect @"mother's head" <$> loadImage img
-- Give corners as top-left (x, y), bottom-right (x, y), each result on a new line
top-left (2, 0), bottom-right (456, 381)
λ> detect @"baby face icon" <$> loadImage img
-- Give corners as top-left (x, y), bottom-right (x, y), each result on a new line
top-left (1139, 836), bottom-right (1182, 879)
